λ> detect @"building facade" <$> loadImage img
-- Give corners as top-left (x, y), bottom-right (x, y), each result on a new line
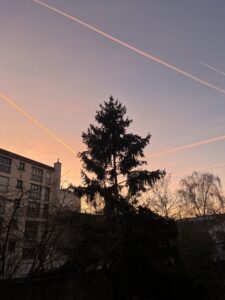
top-left (0, 148), bottom-right (62, 277)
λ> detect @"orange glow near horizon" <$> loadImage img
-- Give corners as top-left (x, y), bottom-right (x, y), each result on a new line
top-left (1, 1), bottom-right (225, 187)
top-left (2, 87), bottom-right (225, 185)
top-left (0, 90), bottom-right (77, 156)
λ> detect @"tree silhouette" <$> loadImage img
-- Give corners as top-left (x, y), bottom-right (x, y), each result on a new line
top-left (145, 175), bottom-right (181, 218)
top-left (178, 171), bottom-right (225, 218)
top-left (74, 97), bottom-right (164, 216)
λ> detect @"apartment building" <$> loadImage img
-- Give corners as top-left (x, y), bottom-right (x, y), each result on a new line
top-left (0, 148), bottom-right (62, 273)
top-left (0, 147), bottom-right (61, 214)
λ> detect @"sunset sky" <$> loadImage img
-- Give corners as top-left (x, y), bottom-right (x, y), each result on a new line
top-left (1, 0), bottom-right (225, 188)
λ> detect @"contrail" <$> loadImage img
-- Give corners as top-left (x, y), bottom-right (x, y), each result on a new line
top-left (199, 61), bottom-right (225, 77)
top-left (33, 0), bottom-right (225, 96)
top-left (150, 134), bottom-right (225, 157)
top-left (62, 169), bottom-right (72, 177)
top-left (0, 91), bottom-right (76, 155)
top-left (172, 161), bottom-right (225, 178)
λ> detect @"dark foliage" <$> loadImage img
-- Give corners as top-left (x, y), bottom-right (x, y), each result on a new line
top-left (57, 207), bottom-right (181, 299)
top-left (1, 209), bottom-right (214, 300)
top-left (73, 97), bottom-right (164, 215)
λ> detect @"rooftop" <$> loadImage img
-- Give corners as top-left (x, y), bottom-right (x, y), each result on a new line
top-left (0, 148), bottom-right (54, 171)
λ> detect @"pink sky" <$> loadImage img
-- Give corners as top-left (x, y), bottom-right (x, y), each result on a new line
top-left (1, 0), bottom-right (225, 189)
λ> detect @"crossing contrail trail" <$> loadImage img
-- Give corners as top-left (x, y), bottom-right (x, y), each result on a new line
top-left (172, 161), bottom-right (225, 178)
top-left (199, 61), bottom-right (225, 77)
top-left (150, 134), bottom-right (225, 158)
top-left (33, 0), bottom-right (225, 96)
top-left (0, 91), bottom-right (76, 155)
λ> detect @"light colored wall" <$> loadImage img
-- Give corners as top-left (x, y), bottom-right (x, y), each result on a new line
top-left (51, 161), bottom-right (62, 206)
top-left (0, 151), bottom-right (65, 278)
top-left (0, 153), bottom-right (61, 233)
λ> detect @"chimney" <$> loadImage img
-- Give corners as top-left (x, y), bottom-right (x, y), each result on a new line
top-left (52, 160), bottom-right (62, 204)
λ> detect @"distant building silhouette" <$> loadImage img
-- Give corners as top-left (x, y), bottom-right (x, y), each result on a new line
top-left (177, 213), bottom-right (225, 262)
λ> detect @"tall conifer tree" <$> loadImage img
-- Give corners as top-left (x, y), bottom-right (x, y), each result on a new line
top-left (75, 96), bottom-right (164, 215)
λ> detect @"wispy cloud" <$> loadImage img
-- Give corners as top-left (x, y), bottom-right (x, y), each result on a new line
top-left (34, 0), bottom-right (225, 96)
top-left (199, 61), bottom-right (225, 76)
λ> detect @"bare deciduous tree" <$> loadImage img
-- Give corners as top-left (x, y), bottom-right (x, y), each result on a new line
top-left (145, 175), bottom-right (180, 218)
top-left (177, 171), bottom-right (225, 218)
top-left (0, 186), bottom-right (73, 280)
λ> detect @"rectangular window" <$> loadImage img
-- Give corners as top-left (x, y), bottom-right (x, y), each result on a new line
top-left (0, 197), bottom-right (6, 215)
top-left (0, 217), bottom-right (3, 236)
top-left (31, 167), bottom-right (43, 183)
top-left (29, 184), bottom-right (42, 200)
top-left (12, 202), bottom-right (21, 218)
top-left (24, 221), bottom-right (39, 241)
top-left (0, 176), bottom-right (9, 192)
top-left (18, 161), bottom-right (25, 171)
top-left (11, 219), bottom-right (18, 229)
top-left (42, 204), bottom-right (49, 218)
top-left (14, 198), bottom-right (21, 209)
top-left (22, 247), bottom-right (36, 259)
top-left (0, 156), bottom-right (11, 173)
top-left (46, 171), bottom-right (52, 185)
top-left (44, 187), bottom-right (50, 201)
top-left (16, 179), bottom-right (23, 189)
top-left (27, 202), bottom-right (40, 218)
top-left (216, 231), bottom-right (225, 241)
top-left (8, 240), bottom-right (16, 253)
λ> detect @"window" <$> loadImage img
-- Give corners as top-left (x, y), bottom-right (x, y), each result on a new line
top-left (0, 217), bottom-right (3, 236)
top-left (27, 202), bottom-right (40, 218)
top-left (0, 197), bottom-right (6, 215)
top-left (46, 171), bottom-right (52, 185)
top-left (29, 184), bottom-right (42, 200)
top-left (0, 156), bottom-right (11, 173)
top-left (44, 187), bottom-right (50, 201)
top-left (42, 204), bottom-right (49, 218)
top-left (31, 167), bottom-right (43, 183)
top-left (11, 219), bottom-right (18, 229)
top-left (16, 180), bottom-right (23, 189)
top-left (216, 231), bottom-right (225, 242)
top-left (0, 176), bottom-right (9, 192)
top-left (8, 240), bottom-right (16, 253)
top-left (14, 198), bottom-right (21, 209)
top-left (24, 221), bottom-right (39, 241)
top-left (22, 247), bottom-right (36, 259)
top-left (18, 162), bottom-right (25, 171)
